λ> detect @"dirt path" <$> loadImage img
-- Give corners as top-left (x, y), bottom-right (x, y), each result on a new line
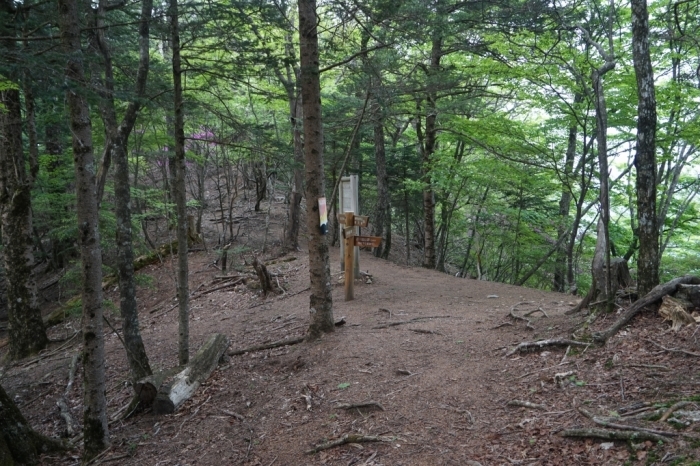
top-left (2, 206), bottom-right (700, 465)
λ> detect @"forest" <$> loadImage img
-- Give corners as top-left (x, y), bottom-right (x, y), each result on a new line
top-left (2, 0), bottom-right (700, 462)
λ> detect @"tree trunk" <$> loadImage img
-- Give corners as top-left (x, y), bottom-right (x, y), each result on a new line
top-left (89, 0), bottom-right (154, 383)
top-left (0, 91), bottom-right (48, 360)
top-left (58, 0), bottom-right (110, 456)
top-left (554, 94), bottom-right (581, 292)
top-left (631, 0), bottom-right (659, 296)
top-left (0, 384), bottom-right (65, 465)
top-left (421, 36), bottom-right (442, 270)
top-left (0, 2), bottom-right (48, 362)
top-left (592, 60), bottom-right (615, 312)
top-left (285, 94), bottom-right (304, 251)
top-left (170, 0), bottom-right (190, 365)
top-left (298, 0), bottom-right (334, 340)
top-left (372, 113), bottom-right (391, 259)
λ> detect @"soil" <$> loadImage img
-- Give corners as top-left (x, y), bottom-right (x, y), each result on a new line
top-left (1, 199), bottom-right (700, 465)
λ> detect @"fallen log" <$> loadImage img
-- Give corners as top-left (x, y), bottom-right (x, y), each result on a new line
top-left (228, 336), bottom-right (305, 356)
top-left (592, 275), bottom-right (700, 343)
top-left (153, 334), bottom-right (230, 415)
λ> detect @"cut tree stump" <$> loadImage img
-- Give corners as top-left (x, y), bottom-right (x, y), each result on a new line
top-left (153, 334), bottom-right (230, 415)
top-left (252, 257), bottom-right (274, 297)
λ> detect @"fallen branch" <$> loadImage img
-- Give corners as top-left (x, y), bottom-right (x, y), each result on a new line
top-left (560, 428), bottom-right (668, 443)
top-left (334, 401), bottom-right (385, 411)
top-left (373, 315), bottom-right (452, 329)
top-left (660, 401), bottom-right (694, 423)
top-left (409, 328), bottom-right (442, 335)
top-left (57, 353), bottom-right (79, 436)
top-left (578, 407), bottom-right (678, 437)
top-left (506, 339), bottom-right (590, 356)
top-left (506, 400), bottom-right (546, 411)
top-left (306, 434), bottom-right (395, 454)
top-left (646, 338), bottom-right (700, 358)
top-left (592, 275), bottom-right (700, 343)
top-left (228, 336), bottom-right (305, 356)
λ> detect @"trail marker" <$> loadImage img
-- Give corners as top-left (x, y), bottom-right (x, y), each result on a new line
top-left (338, 211), bottom-right (381, 301)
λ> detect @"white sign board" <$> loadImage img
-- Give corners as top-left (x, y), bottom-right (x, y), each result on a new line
top-left (339, 175), bottom-right (360, 278)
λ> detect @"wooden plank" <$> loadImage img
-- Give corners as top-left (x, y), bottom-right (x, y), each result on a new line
top-left (345, 212), bottom-right (354, 301)
top-left (343, 226), bottom-right (355, 239)
top-left (354, 236), bottom-right (381, 248)
top-left (337, 213), bottom-right (346, 224)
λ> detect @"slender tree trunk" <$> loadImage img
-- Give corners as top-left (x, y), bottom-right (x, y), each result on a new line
top-left (112, 0), bottom-right (154, 381)
top-left (372, 112), bottom-right (390, 259)
top-left (0, 86), bottom-right (48, 360)
top-left (593, 65), bottom-right (614, 310)
top-left (631, 0), bottom-right (659, 296)
top-left (58, 0), bottom-right (109, 456)
top-left (554, 94), bottom-right (581, 292)
top-left (170, 0), bottom-right (190, 365)
top-left (299, 0), bottom-right (334, 340)
top-left (421, 36), bottom-right (442, 270)
top-left (284, 94), bottom-right (304, 251)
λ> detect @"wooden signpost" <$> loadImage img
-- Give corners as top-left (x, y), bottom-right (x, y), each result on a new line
top-left (338, 212), bottom-right (381, 301)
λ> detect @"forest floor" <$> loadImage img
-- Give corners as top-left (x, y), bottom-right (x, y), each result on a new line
top-left (2, 198), bottom-right (700, 465)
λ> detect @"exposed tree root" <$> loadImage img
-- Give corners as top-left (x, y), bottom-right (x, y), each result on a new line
top-left (306, 434), bottom-right (395, 454)
top-left (506, 339), bottom-right (590, 356)
top-left (592, 275), bottom-right (700, 343)
top-left (228, 336), bottom-right (305, 356)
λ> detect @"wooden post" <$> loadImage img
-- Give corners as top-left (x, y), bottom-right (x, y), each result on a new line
top-left (344, 212), bottom-right (354, 301)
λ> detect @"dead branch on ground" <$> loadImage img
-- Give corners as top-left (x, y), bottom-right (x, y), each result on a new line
top-left (506, 339), bottom-right (590, 356)
top-left (592, 275), bottom-right (700, 343)
top-left (577, 407), bottom-right (678, 437)
top-left (660, 401), bottom-right (695, 422)
top-left (560, 428), bottom-right (668, 443)
top-left (646, 338), bottom-right (700, 358)
top-left (306, 434), bottom-right (395, 454)
top-left (334, 401), bottom-right (385, 411)
top-left (506, 400), bottom-right (546, 411)
top-left (373, 315), bottom-right (452, 329)
top-left (228, 336), bottom-right (305, 356)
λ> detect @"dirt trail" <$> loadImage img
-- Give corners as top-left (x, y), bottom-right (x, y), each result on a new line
top-left (2, 206), bottom-right (699, 465)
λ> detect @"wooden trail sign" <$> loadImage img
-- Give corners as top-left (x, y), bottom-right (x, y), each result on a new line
top-left (337, 213), bottom-right (369, 227)
top-left (339, 211), bottom-right (382, 301)
top-left (354, 236), bottom-right (382, 248)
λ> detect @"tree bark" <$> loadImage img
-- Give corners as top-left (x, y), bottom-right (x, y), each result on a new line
top-left (631, 0), bottom-right (659, 296)
top-left (170, 0), bottom-right (190, 365)
top-left (0, 1), bottom-right (48, 361)
top-left (298, 0), bottom-right (334, 340)
top-left (58, 0), bottom-right (110, 456)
